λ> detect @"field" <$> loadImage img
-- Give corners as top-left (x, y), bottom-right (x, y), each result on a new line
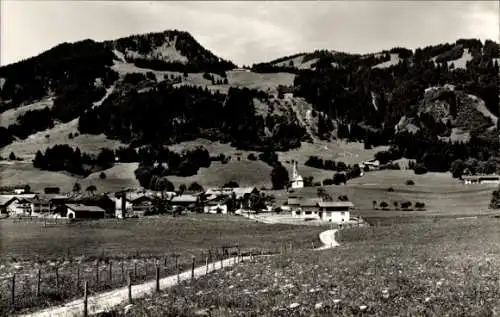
top-left (267, 170), bottom-right (497, 224)
top-left (0, 215), bottom-right (326, 315)
top-left (0, 119), bottom-right (125, 160)
top-left (100, 218), bottom-right (500, 317)
top-left (0, 98), bottom-right (54, 128)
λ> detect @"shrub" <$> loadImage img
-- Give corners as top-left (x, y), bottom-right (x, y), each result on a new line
top-left (387, 187), bottom-right (395, 192)
top-left (401, 201), bottom-right (412, 209)
top-left (223, 181), bottom-right (239, 188)
top-left (322, 178), bottom-right (334, 186)
top-left (379, 201), bottom-right (389, 210)
top-left (9, 152), bottom-right (16, 160)
top-left (414, 164), bottom-right (428, 175)
top-left (188, 182), bottom-right (204, 192)
top-left (415, 202), bottom-right (426, 210)
top-left (405, 179), bottom-right (415, 185)
top-left (313, 182), bottom-right (321, 187)
top-left (99, 172), bottom-right (107, 179)
top-left (247, 153), bottom-right (257, 161)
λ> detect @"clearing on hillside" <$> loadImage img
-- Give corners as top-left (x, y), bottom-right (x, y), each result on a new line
top-left (0, 98), bottom-right (54, 128)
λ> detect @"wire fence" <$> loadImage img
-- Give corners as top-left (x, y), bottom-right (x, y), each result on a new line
top-left (0, 245), bottom-right (278, 316)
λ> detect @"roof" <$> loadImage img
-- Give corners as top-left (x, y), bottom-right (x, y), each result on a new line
top-left (0, 195), bottom-right (18, 206)
top-left (287, 197), bottom-right (302, 205)
top-left (232, 187), bottom-right (258, 198)
top-left (66, 204), bottom-right (106, 213)
top-left (300, 198), bottom-right (324, 207)
top-left (318, 201), bottom-right (354, 208)
top-left (171, 195), bottom-right (198, 203)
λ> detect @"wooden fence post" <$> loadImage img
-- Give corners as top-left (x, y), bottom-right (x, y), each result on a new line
top-left (109, 261), bottom-right (112, 282)
top-left (121, 261), bottom-right (125, 282)
top-left (134, 262), bottom-right (137, 280)
top-left (155, 265), bottom-right (160, 293)
top-left (83, 280), bottom-right (88, 317)
top-left (205, 255), bottom-right (209, 274)
top-left (191, 256), bottom-right (195, 281)
top-left (127, 272), bottom-right (132, 303)
top-left (55, 266), bottom-right (59, 290)
top-left (11, 273), bottom-right (15, 308)
top-left (96, 262), bottom-right (99, 285)
top-left (76, 265), bottom-right (80, 288)
top-left (37, 268), bottom-right (41, 297)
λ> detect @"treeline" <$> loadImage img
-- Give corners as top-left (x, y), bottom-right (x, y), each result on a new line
top-left (33, 145), bottom-right (115, 176)
top-left (133, 146), bottom-right (211, 189)
top-left (78, 85), bottom-right (306, 151)
top-left (383, 132), bottom-right (499, 175)
top-left (293, 39), bottom-right (499, 139)
top-left (0, 39), bottom-right (116, 111)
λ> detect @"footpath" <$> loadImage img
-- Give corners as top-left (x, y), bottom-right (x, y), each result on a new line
top-left (20, 229), bottom-right (340, 317)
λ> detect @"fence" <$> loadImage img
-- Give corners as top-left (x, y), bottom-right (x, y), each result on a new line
top-left (0, 245), bottom-right (293, 316)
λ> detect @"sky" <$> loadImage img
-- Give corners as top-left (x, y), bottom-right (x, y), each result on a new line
top-left (1, 1), bottom-right (499, 66)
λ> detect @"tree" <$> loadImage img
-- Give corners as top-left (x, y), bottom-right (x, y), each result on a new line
top-left (393, 201), bottom-right (399, 210)
top-left (73, 182), bottom-right (81, 193)
top-left (333, 173), bottom-right (347, 185)
top-left (99, 172), bottom-right (107, 179)
top-left (44, 187), bottom-right (60, 194)
top-left (223, 181), bottom-right (239, 188)
top-left (86, 185), bottom-right (97, 195)
top-left (188, 182), bottom-right (204, 192)
top-left (179, 184), bottom-right (187, 195)
top-left (9, 152), bottom-right (16, 160)
top-left (380, 201), bottom-right (389, 210)
top-left (405, 179), bottom-right (415, 185)
top-left (271, 163), bottom-right (289, 190)
top-left (450, 159), bottom-right (465, 178)
top-left (24, 184), bottom-right (31, 193)
top-left (372, 200), bottom-right (377, 209)
top-left (414, 163), bottom-right (428, 175)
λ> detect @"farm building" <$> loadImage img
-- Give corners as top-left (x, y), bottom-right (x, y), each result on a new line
top-left (65, 204), bottom-right (106, 219)
top-left (204, 196), bottom-right (230, 214)
top-left (130, 196), bottom-right (154, 217)
top-left (462, 175), bottom-right (500, 184)
top-left (0, 196), bottom-right (31, 216)
top-left (67, 193), bottom-right (115, 216)
top-left (171, 194), bottom-right (201, 210)
top-left (291, 198), bottom-right (353, 223)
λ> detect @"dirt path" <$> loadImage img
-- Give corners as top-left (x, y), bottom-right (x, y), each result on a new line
top-left (20, 228), bottom-right (339, 317)
top-left (18, 256), bottom-right (246, 317)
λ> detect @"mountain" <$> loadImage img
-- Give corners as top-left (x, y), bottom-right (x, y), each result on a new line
top-left (0, 31), bottom-right (498, 186)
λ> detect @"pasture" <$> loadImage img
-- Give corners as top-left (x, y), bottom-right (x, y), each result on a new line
top-left (0, 215), bottom-right (325, 314)
top-left (102, 218), bottom-right (500, 317)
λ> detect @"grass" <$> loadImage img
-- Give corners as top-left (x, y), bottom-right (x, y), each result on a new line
top-left (0, 98), bottom-right (54, 128)
top-left (98, 218), bottom-right (500, 317)
top-left (0, 214), bottom-right (325, 315)
top-left (0, 119), bottom-right (125, 160)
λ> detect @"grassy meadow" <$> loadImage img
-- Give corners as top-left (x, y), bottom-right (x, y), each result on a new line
top-left (99, 218), bottom-right (500, 317)
top-left (0, 214), bottom-right (326, 315)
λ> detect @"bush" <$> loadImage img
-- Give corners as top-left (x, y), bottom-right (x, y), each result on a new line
top-left (247, 153), bottom-right (257, 161)
top-left (414, 164), bottom-right (428, 175)
top-left (387, 187), bottom-right (395, 192)
top-left (9, 152), bottom-right (16, 160)
top-left (322, 178), bottom-right (334, 186)
top-left (405, 179), bottom-right (415, 185)
top-left (415, 202), bottom-right (426, 210)
top-left (379, 201), bottom-right (389, 210)
top-left (99, 172), bottom-right (107, 179)
top-left (223, 181), bottom-right (239, 188)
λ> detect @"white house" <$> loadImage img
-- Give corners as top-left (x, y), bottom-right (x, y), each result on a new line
top-left (290, 161), bottom-right (304, 189)
top-left (291, 198), bottom-right (353, 223)
top-left (13, 188), bottom-right (26, 195)
top-left (204, 196), bottom-right (229, 214)
top-left (0, 196), bottom-right (31, 216)
top-left (463, 175), bottom-right (500, 185)
top-left (66, 204), bottom-right (106, 219)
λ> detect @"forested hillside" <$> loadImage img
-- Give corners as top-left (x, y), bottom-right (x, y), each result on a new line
top-left (0, 30), bottom-right (498, 180)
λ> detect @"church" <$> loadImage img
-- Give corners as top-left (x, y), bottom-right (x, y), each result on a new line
top-left (289, 160), bottom-right (304, 189)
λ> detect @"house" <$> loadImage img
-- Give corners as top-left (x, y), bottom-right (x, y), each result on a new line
top-left (362, 160), bottom-right (380, 171)
top-left (291, 198), bottom-right (354, 223)
top-left (204, 196), bottom-right (230, 214)
top-left (65, 204), bottom-right (106, 219)
top-left (67, 193), bottom-right (115, 216)
top-left (463, 175), bottom-right (500, 185)
top-left (317, 201), bottom-right (353, 222)
top-left (171, 194), bottom-right (200, 210)
top-left (130, 196), bottom-right (154, 217)
top-left (13, 188), bottom-right (26, 195)
top-left (0, 196), bottom-right (31, 216)
top-left (289, 161), bottom-right (304, 189)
